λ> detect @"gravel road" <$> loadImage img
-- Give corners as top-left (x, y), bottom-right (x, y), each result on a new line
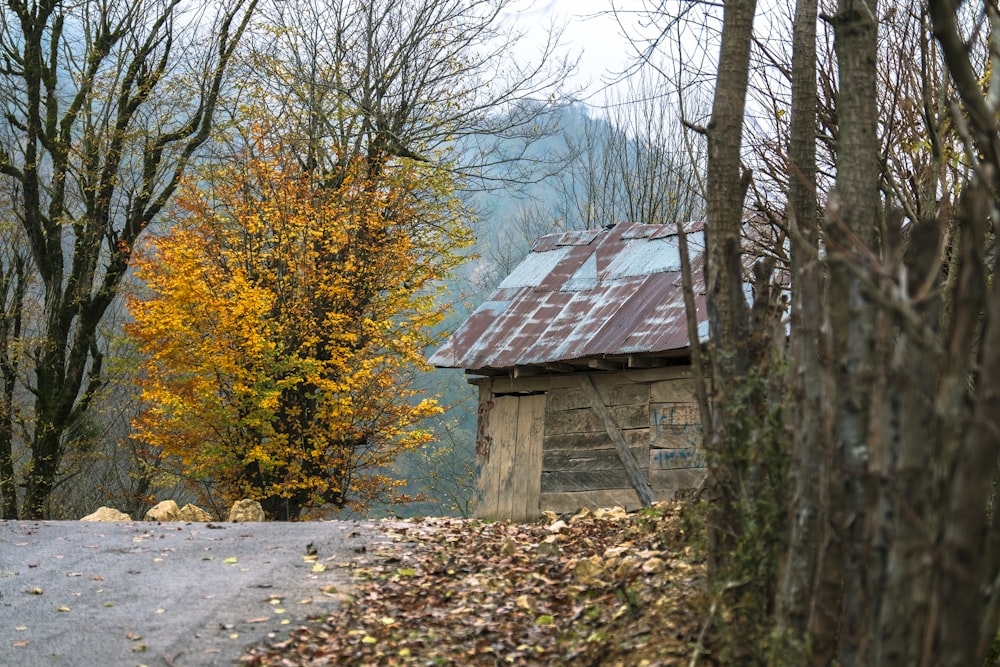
top-left (0, 519), bottom-right (389, 667)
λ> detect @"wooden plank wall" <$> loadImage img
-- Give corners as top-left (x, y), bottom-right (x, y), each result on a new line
top-left (648, 372), bottom-right (706, 499)
top-left (537, 367), bottom-right (706, 514)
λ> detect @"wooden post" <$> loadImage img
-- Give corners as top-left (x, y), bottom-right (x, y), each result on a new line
top-left (579, 374), bottom-right (658, 507)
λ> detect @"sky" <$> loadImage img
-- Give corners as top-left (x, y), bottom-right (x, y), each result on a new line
top-left (506, 0), bottom-right (651, 108)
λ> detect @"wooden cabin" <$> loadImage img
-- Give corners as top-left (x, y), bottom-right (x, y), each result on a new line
top-left (428, 221), bottom-right (709, 521)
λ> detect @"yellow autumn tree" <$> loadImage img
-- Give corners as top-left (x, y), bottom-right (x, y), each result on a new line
top-left (127, 140), bottom-right (471, 519)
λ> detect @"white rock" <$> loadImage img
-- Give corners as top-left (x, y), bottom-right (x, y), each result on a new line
top-left (145, 499), bottom-right (180, 522)
top-left (228, 499), bottom-right (265, 522)
top-left (546, 519), bottom-right (568, 533)
top-left (81, 507), bottom-right (132, 522)
top-left (176, 503), bottom-right (213, 522)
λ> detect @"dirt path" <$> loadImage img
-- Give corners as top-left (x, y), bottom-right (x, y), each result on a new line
top-left (0, 519), bottom-right (391, 666)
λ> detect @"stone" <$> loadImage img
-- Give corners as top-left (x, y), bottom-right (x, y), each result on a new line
top-left (81, 507), bottom-right (132, 522)
top-left (176, 503), bottom-right (213, 522)
top-left (546, 519), bottom-right (567, 534)
top-left (573, 555), bottom-right (607, 586)
top-left (144, 499), bottom-right (179, 522)
top-left (228, 499), bottom-right (265, 522)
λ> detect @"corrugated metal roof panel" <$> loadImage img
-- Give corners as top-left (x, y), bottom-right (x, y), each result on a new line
top-left (496, 246), bottom-right (570, 289)
top-left (531, 228), bottom-right (602, 252)
top-left (428, 221), bottom-right (709, 371)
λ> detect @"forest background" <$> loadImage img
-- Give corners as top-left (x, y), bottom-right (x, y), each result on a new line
top-left (6, 0), bottom-right (1000, 662)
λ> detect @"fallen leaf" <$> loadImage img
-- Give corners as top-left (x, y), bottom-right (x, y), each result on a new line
top-left (222, 557), bottom-right (238, 564)
top-left (246, 617), bottom-right (270, 624)
top-left (239, 501), bottom-right (706, 667)
top-left (13, 640), bottom-right (29, 647)
top-left (56, 606), bottom-right (70, 612)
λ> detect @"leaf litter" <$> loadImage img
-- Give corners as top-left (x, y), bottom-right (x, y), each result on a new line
top-left (242, 501), bottom-right (709, 666)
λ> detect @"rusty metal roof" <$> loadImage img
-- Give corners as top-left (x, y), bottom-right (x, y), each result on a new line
top-left (428, 221), bottom-right (708, 372)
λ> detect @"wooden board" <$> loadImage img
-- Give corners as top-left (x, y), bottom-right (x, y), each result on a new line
top-left (543, 446), bottom-right (650, 472)
top-left (543, 429), bottom-right (649, 452)
top-left (649, 402), bottom-right (702, 448)
top-left (650, 378), bottom-right (698, 403)
top-left (485, 365), bottom-right (695, 395)
top-left (546, 383), bottom-right (650, 412)
top-left (511, 393), bottom-right (545, 521)
top-left (541, 469), bottom-right (651, 493)
top-left (475, 394), bottom-right (517, 521)
top-left (650, 447), bottom-right (705, 470)
top-left (545, 403), bottom-right (649, 436)
top-left (649, 468), bottom-right (708, 493)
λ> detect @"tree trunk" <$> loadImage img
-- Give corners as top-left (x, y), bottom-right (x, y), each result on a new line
top-left (0, 253), bottom-right (25, 519)
top-left (703, 0), bottom-right (756, 575)
top-left (775, 0), bottom-right (829, 660)
top-left (827, 1), bottom-right (880, 663)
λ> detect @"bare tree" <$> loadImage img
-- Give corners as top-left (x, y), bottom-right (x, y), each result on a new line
top-left (641, 0), bottom-right (1000, 663)
top-left (222, 0), bottom-right (576, 186)
top-left (559, 72), bottom-right (706, 228)
top-left (0, 0), bottom-right (258, 519)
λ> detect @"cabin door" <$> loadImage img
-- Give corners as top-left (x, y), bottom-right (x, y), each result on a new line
top-left (474, 393), bottom-right (545, 521)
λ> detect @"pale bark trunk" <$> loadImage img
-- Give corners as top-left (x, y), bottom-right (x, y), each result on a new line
top-left (703, 0), bottom-right (756, 575)
top-left (775, 0), bottom-right (825, 658)
top-left (827, 1), bottom-right (880, 663)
